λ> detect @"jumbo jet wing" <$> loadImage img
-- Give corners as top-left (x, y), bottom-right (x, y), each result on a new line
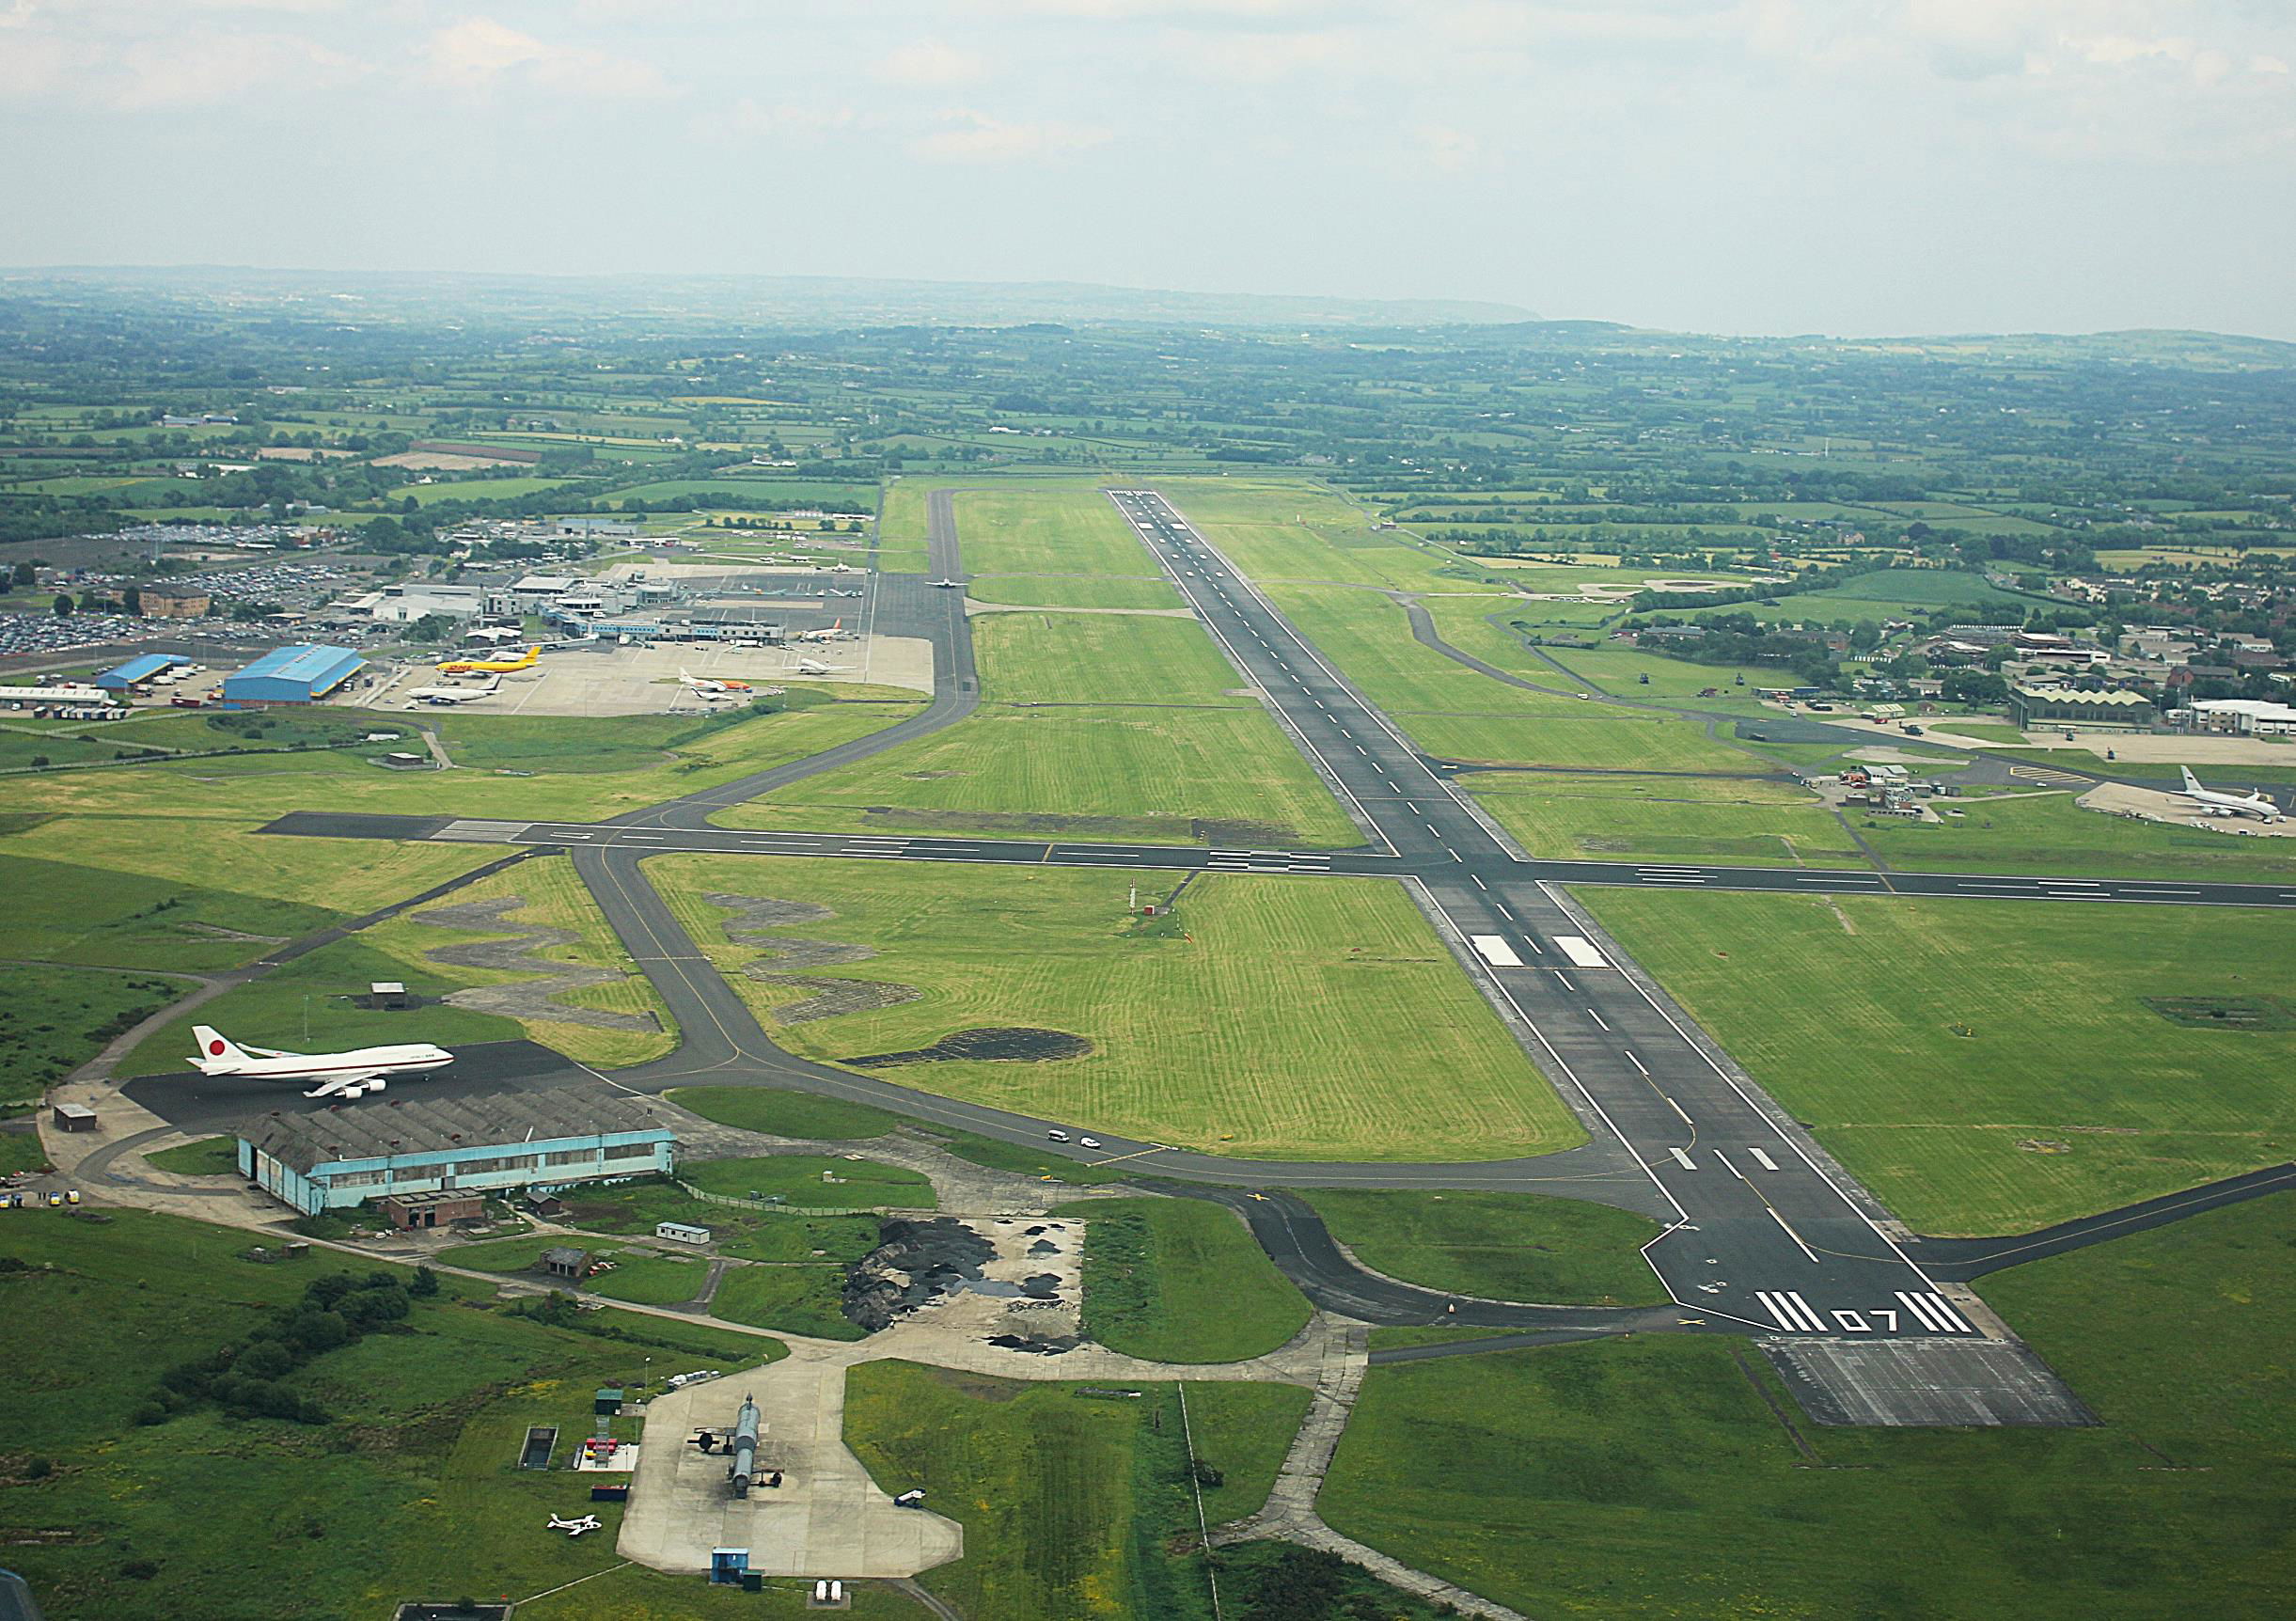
top-left (304, 1069), bottom-right (387, 1099)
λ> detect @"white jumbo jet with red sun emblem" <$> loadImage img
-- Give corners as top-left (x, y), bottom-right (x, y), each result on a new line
top-left (189, 1025), bottom-right (454, 1099)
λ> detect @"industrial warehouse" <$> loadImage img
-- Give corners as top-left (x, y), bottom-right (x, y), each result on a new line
top-left (237, 1091), bottom-right (679, 1216)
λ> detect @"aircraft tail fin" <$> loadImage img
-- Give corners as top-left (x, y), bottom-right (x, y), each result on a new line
top-left (192, 1026), bottom-right (252, 1068)
top-left (2181, 766), bottom-right (2204, 794)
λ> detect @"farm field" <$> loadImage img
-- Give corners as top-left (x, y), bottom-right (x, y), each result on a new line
top-left (1078, 1197), bottom-right (1313, 1361)
top-left (844, 1360), bottom-right (1310, 1621)
top-left (0, 1206), bottom-right (842, 1621)
top-left (1579, 889), bottom-right (2296, 1233)
top-left (1300, 1190), bottom-right (1669, 1306)
top-left (649, 857), bottom-right (1585, 1161)
top-left (1320, 1194), bottom-right (2296, 1621)
top-left (1464, 771), bottom-right (1870, 867)
top-left (115, 853), bottom-right (674, 1075)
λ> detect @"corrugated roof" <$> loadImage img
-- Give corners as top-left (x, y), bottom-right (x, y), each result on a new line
top-left (242, 1088), bottom-right (676, 1174)
top-left (97, 653), bottom-right (186, 685)
top-left (229, 643), bottom-right (366, 686)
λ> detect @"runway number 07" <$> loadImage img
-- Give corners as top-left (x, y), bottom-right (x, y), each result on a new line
top-left (1832, 1309), bottom-right (1898, 1333)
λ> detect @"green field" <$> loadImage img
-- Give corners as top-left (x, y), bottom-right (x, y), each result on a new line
top-left (0, 1207), bottom-right (850, 1621)
top-left (651, 858), bottom-right (1583, 1161)
top-left (1301, 1190), bottom-right (1667, 1306)
top-left (1157, 478), bottom-right (1473, 590)
top-left (844, 1359), bottom-right (1310, 1621)
top-left (441, 1234), bottom-right (710, 1306)
top-left (680, 1153), bottom-right (934, 1210)
top-left (950, 484), bottom-right (1154, 575)
top-left (0, 697), bottom-right (923, 826)
top-left (721, 704), bottom-right (1364, 848)
top-left (115, 853), bottom-right (674, 1075)
top-left (967, 574), bottom-right (1185, 610)
top-left (667, 1086), bottom-right (904, 1140)
top-left (1464, 771), bottom-right (1869, 866)
top-left (1580, 889), bottom-right (2296, 1232)
top-left (141, 1135), bottom-right (239, 1175)
top-left (1859, 791), bottom-right (2296, 881)
top-left (973, 610), bottom-right (1253, 706)
top-left (1079, 1198), bottom-right (1313, 1361)
top-left (1321, 1193), bottom-right (2296, 1621)
top-left (0, 963), bottom-right (188, 1089)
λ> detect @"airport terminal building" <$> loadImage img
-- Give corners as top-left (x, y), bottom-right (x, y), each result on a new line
top-left (237, 1092), bottom-right (678, 1217)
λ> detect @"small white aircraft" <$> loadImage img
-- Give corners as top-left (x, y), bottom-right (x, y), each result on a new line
top-left (678, 668), bottom-right (752, 696)
top-left (2178, 767), bottom-right (2282, 822)
top-left (794, 618), bottom-right (845, 643)
top-left (546, 1514), bottom-right (602, 1538)
top-left (793, 657), bottom-right (846, 676)
top-left (403, 685), bottom-right (490, 705)
top-left (189, 1026), bottom-right (453, 1099)
top-left (930, 578), bottom-right (964, 590)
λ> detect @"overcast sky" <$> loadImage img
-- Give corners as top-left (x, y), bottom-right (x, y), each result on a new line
top-left (3, 1), bottom-right (2291, 338)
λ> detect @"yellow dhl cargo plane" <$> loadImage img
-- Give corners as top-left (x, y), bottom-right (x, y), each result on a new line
top-left (437, 644), bottom-right (540, 675)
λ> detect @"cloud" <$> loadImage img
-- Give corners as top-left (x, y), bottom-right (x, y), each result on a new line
top-left (115, 29), bottom-right (360, 108)
top-left (1159, 25), bottom-right (1365, 82)
top-left (715, 98), bottom-right (865, 139)
top-left (910, 108), bottom-right (1113, 163)
top-left (875, 39), bottom-right (986, 86)
top-left (1415, 124), bottom-right (1481, 172)
top-left (423, 16), bottom-right (666, 97)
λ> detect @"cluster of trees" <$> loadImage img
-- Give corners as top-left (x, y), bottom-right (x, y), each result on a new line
top-left (1232, 1546), bottom-right (1453, 1620)
top-left (133, 1267), bottom-right (436, 1427)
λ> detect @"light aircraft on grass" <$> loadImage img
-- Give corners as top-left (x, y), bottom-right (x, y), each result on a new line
top-left (189, 1026), bottom-right (453, 1099)
top-left (546, 1515), bottom-right (602, 1538)
top-left (2178, 766), bottom-right (2282, 822)
top-left (436, 644), bottom-right (539, 675)
top-left (678, 668), bottom-right (752, 695)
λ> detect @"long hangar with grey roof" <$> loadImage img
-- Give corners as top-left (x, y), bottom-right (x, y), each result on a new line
top-left (238, 1091), bottom-right (677, 1216)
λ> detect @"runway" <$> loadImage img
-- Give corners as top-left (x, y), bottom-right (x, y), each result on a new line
top-left (227, 486), bottom-right (2258, 1409)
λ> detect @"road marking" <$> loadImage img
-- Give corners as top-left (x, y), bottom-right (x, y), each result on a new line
top-left (1895, 1290), bottom-right (1952, 1332)
top-left (1470, 935), bottom-right (1524, 968)
top-left (1769, 1211), bottom-right (1821, 1265)
top-left (1470, 874), bottom-right (1486, 889)
top-left (1585, 1008), bottom-right (1609, 1031)
top-left (1552, 935), bottom-right (1609, 968)
top-left (1668, 1146), bottom-right (1696, 1170)
top-left (1749, 1146), bottom-right (1779, 1171)
top-left (1717, 1151), bottom-right (1744, 1180)
top-left (1624, 1051), bottom-right (1648, 1075)
top-left (1756, 1291), bottom-right (1803, 1332)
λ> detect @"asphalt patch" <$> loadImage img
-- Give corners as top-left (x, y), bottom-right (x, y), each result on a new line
top-left (845, 1027), bottom-right (1093, 1067)
top-left (842, 1216), bottom-right (999, 1334)
top-left (416, 896), bottom-right (661, 1032)
top-left (708, 893), bottom-right (923, 1024)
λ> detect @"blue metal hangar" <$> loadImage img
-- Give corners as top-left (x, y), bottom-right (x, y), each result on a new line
top-left (96, 653), bottom-right (189, 690)
top-left (238, 1092), bottom-right (679, 1217)
top-left (220, 643), bottom-right (366, 707)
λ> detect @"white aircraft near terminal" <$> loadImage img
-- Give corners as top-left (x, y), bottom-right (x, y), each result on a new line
top-left (677, 668), bottom-right (752, 696)
top-left (794, 618), bottom-right (845, 643)
top-left (2178, 767), bottom-right (2282, 822)
top-left (546, 1514), bottom-right (601, 1538)
top-left (793, 657), bottom-right (846, 675)
top-left (404, 685), bottom-right (490, 705)
top-left (189, 1026), bottom-right (453, 1099)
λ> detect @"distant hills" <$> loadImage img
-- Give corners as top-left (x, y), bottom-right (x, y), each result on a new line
top-left (2, 265), bottom-right (1534, 331)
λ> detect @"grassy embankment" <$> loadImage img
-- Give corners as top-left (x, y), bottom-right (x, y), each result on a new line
top-left (1300, 1190), bottom-right (1668, 1306)
top-left (1079, 1198), bottom-right (1313, 1362)
top-left (845, 1360), bottom-right (1313, 1621)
